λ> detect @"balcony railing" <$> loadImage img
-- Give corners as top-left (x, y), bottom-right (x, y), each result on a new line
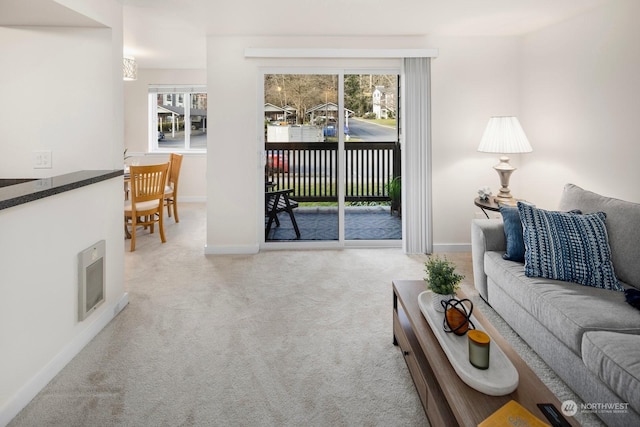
top-left (266, 142), bottom-right (400, 202)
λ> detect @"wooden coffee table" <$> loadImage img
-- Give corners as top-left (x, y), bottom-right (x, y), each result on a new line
top-left (393, 280), bottom-right (579, 426)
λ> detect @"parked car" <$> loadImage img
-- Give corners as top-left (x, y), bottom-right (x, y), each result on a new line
top-left (266, 152), bottom-right (289, 173)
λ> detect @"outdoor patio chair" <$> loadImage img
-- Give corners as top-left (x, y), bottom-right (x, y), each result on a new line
top-left (265, 188), bottom-right (300, 239)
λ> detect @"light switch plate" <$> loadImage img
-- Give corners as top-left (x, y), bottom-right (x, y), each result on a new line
top-left (33, 150), bottom-right (52, 169)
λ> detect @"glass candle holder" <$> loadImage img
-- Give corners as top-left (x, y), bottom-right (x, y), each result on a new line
top-left (468, 330), bottom-right (490, 369)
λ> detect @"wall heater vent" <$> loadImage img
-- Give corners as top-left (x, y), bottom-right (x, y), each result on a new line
top-left (78, 240), bottom-right (106, 321)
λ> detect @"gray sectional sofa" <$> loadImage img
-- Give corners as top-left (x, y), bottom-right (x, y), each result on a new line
top-left (471, 184), bottom-right (640, 426)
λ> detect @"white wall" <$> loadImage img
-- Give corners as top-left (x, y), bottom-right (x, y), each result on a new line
top-left (204, 1), bottom-right (639, 254)
top-left (123, 68), bottom-right (207, 201)
top-left (0, 26), bottom-right (117, 176)
top-left (430, 0), bottom-right (640, 245)
top-left (206, 36), bottom-right (425, 253)
top-left (0, 179), bottom-right (126, 425)
top-left (205, 35), bottom-right (523, 252)
top-left (519, 0), bottom-right (640, 208)
top-left (0, 0), bottom-right (126, 423)
top-left (427, 36), bottom-right (522, 247)
top-left (429, 0), bottom-right (640, 245)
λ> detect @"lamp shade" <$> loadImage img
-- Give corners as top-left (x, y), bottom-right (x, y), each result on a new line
top-left (478, 116), bottom-right (532, 154)
top-left (123, 57), bottom-right (137, 81)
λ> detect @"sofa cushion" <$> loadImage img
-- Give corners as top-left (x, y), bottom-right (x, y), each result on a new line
top-left (582, 331), bottom-right (640, 414)
top-left (558, 184), bottom-right (640, 290)
top-left (484, 252), bottom-right (640, 355)
top-left (518, 202), bottom-right (623, 291)
top-left (499, 205), bottom-right (525, 262)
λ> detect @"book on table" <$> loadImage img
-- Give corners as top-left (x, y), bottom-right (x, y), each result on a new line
top-left (478, 400), bottom-right (549, 427)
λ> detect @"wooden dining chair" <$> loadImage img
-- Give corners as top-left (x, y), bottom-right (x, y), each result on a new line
top-left (124, 162), bottom-right (170, 251)
top-left (164, 153), bottom-right (183, 222)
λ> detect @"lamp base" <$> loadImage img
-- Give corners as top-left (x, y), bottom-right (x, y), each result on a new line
top-left (495, 193), bottom-right (515, 204)
top-left (493, 156), bottom-right (516, 203)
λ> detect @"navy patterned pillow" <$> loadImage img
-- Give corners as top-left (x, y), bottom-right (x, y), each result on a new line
top-left (500, 205), bottom-right (582, 263)
top-left (517, 202), bottom-right (623, 291)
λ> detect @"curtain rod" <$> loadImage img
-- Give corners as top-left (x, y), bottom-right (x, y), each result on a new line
top-left (244, 48), bottom-right (438, 59)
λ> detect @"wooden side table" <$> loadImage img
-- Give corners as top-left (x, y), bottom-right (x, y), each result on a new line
top-left (474, 197), bottom-right (519, 218)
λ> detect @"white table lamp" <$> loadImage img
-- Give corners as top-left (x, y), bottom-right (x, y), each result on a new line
top-left (478, 116), bottom-right (532, 203)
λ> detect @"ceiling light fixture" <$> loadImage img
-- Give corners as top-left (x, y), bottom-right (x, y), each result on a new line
top-left (123, 57), bottom-right (137, 81)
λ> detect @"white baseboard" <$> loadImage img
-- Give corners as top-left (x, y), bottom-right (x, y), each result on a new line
top-left (203, 243), bottom-right (469, 255)
top-left (433, 243), bottom-right (472, 253)
top-left (178, 196), bottom-right (206, 203)
top-left (204, 244), bottom-right (260, 255)
top-left (0, 293), bottom-right (129, 427)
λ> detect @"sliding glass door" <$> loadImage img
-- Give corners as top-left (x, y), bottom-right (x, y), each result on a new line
top-left (264, 73), bottom-right (340, 241)
top-left (263, 71), bottom-right (401, 244)
top-left (343, 73), bottom-right (400, 241)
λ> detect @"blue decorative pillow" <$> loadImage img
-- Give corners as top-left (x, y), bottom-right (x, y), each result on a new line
top-left (517, 202), bottom-right (623, 291)
top-left (500, 205), bottom-right (525, 262)
top-left (500, 205), bottom-right (581, 263)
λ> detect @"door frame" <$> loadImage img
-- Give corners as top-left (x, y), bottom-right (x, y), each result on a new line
top-left (258, 67), bottom-right (402, 250)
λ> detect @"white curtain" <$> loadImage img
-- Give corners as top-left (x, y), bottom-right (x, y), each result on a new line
top-left (402, 57), bottom-right (432, 254)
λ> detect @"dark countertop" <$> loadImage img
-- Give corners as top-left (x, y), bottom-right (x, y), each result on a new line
top-left (0, 179), bottom-right (36, 188)
top-left (0, 170), bottom-right (123, 211)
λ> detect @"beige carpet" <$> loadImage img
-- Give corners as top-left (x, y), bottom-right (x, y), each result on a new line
top-left (9, 203), bottom-right (602, 426)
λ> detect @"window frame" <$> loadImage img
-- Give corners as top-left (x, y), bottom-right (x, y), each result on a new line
top-left (148, 85), bottom-right (207, 153)
top-left (259, 67), bottom-right (403, 249)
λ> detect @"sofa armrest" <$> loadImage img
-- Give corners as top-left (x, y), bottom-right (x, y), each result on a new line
top-left (471, 219), bottom-right (506, 302)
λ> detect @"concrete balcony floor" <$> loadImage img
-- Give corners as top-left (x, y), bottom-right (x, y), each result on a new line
top-left (266, 205), bottom-right (402, 241)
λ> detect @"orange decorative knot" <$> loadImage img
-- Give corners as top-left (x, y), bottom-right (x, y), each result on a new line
top-left (441, 298), bottom-right (476, 336)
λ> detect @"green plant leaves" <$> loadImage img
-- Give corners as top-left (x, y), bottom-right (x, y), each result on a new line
top-left (424, 255), bottom-right (464, 295)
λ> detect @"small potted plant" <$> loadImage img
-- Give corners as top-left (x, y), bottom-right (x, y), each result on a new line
top-left (386, 176), bottom-right (401, 216)
top-left (424, 255), bottom-right (464, 312)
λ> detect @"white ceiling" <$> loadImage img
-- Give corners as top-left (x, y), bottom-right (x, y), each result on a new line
top-left (2, 0), bottom-right (612, 69)
top-left (121, 0), bottom-right (610, 69)
top-left (0, 0), bottom-right (104, 27)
